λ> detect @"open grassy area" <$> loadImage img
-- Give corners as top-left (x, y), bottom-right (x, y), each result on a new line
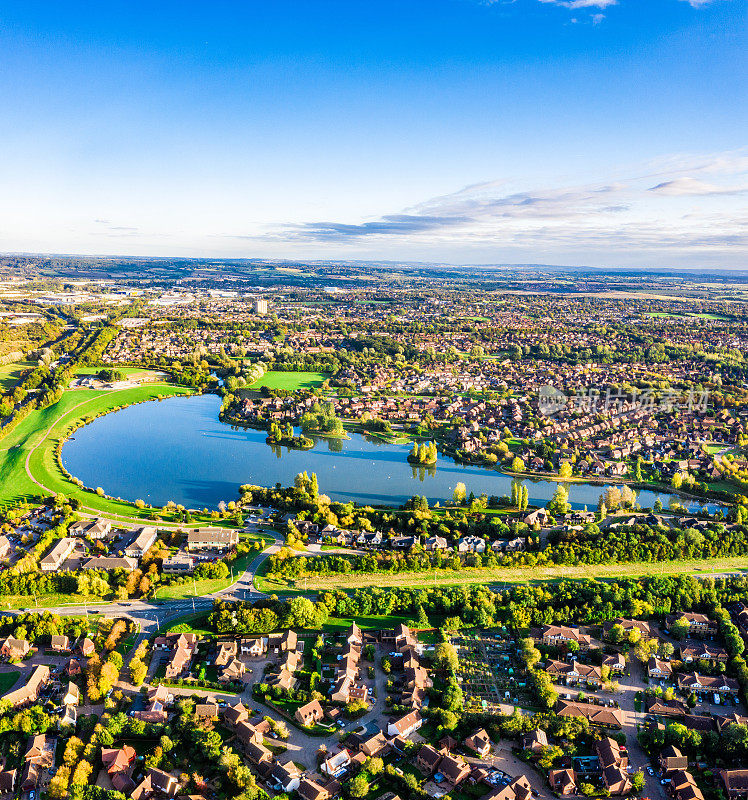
top-left (73, 366), bottom-right (169, 380)
top-left (163, 611), bottom-right (213, 636)
top-left (0, 593), bottom-right (90, 610)
top-left (266, 555), bottom-right (748, 592)
top-left (155, 551), bottom-right (257, 600)
top-left (0, 671), bottom-right (21, 694)
top-left (249, 370), bottom-right (330, 391)
top-left (0, 360), bottom-right (35, 392)
top-left (0, 383), bottom-right (194, 516)
top-left (322, 614), bottom-right (412, 632)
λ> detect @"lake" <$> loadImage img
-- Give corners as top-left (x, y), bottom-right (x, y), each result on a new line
top-left (62, 393), bottom-right (719, 513)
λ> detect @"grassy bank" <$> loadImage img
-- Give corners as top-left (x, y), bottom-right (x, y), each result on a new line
top-left (0, 383), bottom-right (194, 514)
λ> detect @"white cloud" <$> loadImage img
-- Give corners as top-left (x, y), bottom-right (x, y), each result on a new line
top-left (256, 149), bottom-right (747, 266)
top-left (648, 177), bottom-right (747, 196)
top-left (538, 0), bottom-right (617, 9)
top-left (679, 0), bottom-right (727, 7)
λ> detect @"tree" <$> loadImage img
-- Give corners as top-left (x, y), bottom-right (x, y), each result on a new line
top-left (669, 618), bottom-right (691, 641)
top-left (442, 679), bottom-right (464, 712)
top-left (434, 642), bottom-right (459, 673)
top-left (631, 771), bottom-right (645, 793)
top-left (348, 774), bottom-right (370, 799)
top-left (453, 482), bottom-right (467, 504)
top-left (511, 457), bottom-right (525, 473)
top-left (548, 485), bottom-right (570, 516)
top-left (367, 757), bottom-right (384, 776)
top-left (559, 461), bottom-right (572, 479)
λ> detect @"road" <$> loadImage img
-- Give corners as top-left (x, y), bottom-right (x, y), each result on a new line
top-left (18, 532), bottom-right (284, 636)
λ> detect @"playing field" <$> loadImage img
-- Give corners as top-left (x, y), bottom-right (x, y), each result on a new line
top-left (249, 370), bottom-right (329, 390)
top-left (0, 360), bottom-right (35, 392)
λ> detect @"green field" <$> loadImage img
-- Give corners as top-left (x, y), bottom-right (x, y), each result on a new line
top-left (647, 312), bottom-right (729, 321)
top-left (322, 614), bottom-right (412, 632)
top-left (0, 383), bottom-right (194, 513)
top-left (73, 366), bottom-right (169, 380)
top-left (249, 370), bottom-right (329, 391)
top-left (155, 550), bottom-right (256, 600)
top-left (0, 671), bottom-right (21, 694)
top-left (264, 555), bottom-right (748, 593)
top-left (0, 360), bottom-right (35, 392)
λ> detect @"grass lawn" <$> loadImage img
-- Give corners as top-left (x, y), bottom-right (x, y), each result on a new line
top-left (163, 611), bottom-right (213, 636)
top-left (295, 555), bottom-right (748, 592)
top-left (0, 593), bottom-right (89, 611)
top-left (73, 366), bottom-right (168, 380)
top-left (249, 370), bottom-right (330, 391)
top-left (322, 614), bottom-right (412, 633)
top-left (0, 383), bottom-right (267, 531)
top-left (0, 360), bottom-right (35, 392)
top-left (155, 551), bottom-right (257, 600)
top-left (0, 671), bottom-right (20, 694)
top-left (0, 383), bottom-right (193, 510)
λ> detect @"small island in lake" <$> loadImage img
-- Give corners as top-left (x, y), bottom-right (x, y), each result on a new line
top-left (267, 421), bottom-right (314, 450)
top-left (408, 441), bottom-right (438, 465)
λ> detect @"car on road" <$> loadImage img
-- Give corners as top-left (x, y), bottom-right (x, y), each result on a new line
top-left (647, 767), bottom-right (654, 776)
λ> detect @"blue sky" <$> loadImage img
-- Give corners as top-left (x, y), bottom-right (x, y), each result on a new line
top-left (0, 0), bottom-right (745, 267)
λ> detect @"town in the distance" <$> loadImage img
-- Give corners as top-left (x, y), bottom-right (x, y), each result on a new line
top-left (1, 255), bottom-right (748, 800)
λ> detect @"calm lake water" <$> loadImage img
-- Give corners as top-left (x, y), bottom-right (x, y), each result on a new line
top-left (62, 393), bottom-right (719, 512)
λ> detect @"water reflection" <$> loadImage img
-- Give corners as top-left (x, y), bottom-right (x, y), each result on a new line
top-left (62, 393), bottom-right (727, 513)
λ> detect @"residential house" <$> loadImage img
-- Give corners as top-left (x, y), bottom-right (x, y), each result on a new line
top-left (297, 778), bottom-right (330, 800)
top-left (124, 527), bottom-right (158, 559)
top-left (660, 746), bottom-right (688, 774)
top-left (186, 528), bottom-right (239, 552)
top-left (220, 658), bottom-right (246, 683)
top-left (62, 682), bottom-right (79, 706)
top-left (295, 699), bottom-right (324, 727)
top-left (101, 745), bottom-right (136, 776)
top-left (540, 625), bottom-right (591, 649)
top-left (596, 737), bottom-right (631, 796)
top-left (464, 729), bottom-right (491, 758)
top-left (270, 762), bottom-right (302, 793)
top-left (2, 665), bottom-right (49, 708)
top-left (549, 769), bottom-right (577, 796)
top-left (556, 700), bottom-right (623, 729)
top-left (546, 659), bottom-right (602, 688)
top-left (320, 749), bottom-right (351, 777)
top-left (680, 642), bottom-right (729, 664)
top-left (717, 771), bottom-right (748, 800)
top-left (648, 657), bottom-right (673, 680)
top-left (215, 640), bottom-right (237, 667)
top-left (21, 734), bottom-right (56, 791)
top-left (40, 538), bottom-right (75, 571)
top-left (0, 637), bottom-right (30, 660)
top-left (387, 710), bottom-right (423, 738)
top-left (51, 635), bottom-right (70, 652)
top-left (522, 730), bottom-right (548, 755)
top-left (677, 672), bottom-right (740, 697)
top-left (81, 556), bottom-right (137, 571)
top-left (666, 612), bottom-right (718, 638)
top-left (240, 637), bottom-right (267, 657)
top-left (437, 753), bottom-right (471, 788)
top-left (417, 745), bottom-right (443, 775)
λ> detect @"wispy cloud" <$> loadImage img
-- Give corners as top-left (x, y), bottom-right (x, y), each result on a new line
top-left (648, 177), bottom-right (747, 196)
top-left (238, 149), bottom-right (747, 264)
top-left (679, 0), bottom-right (728, 7)
top-left (538, 0), bottom-right (617, 9)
